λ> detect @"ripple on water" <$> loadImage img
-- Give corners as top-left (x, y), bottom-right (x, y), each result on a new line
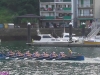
top-left (0, 58), bottom-right (100, 75)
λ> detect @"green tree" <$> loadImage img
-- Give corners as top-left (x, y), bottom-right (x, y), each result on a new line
top-left (0, 0), bottom-right (39, 23)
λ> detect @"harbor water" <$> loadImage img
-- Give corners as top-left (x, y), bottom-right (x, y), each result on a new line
top-left (0, 41), bottom-right (100, 75)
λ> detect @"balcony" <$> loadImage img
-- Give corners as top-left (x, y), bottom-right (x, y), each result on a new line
top-left (55, 0), bottom-right (71, 2)
top-left (44, 16), bottom-right (55, 19)
top-left (40, 0), bottom-right (54, 2)
top-left (40, 0), bottom-right (71, 2)
top-left (78, 14), bottom-right (93, 17)
top-left (63, 16), bottom-right (71, 20)
top-left (78, 14), bottom-right (93, 20)
top-left (63, 0), bottom-right (71, 2)
top-left (56, 7), bottom-right (71, 13)
top-left (63, 7), bottom-right (71, 10)
top-left (40, 7), bottom-right (55, 12)
top-left (78, 4), bottom-right (93, 9)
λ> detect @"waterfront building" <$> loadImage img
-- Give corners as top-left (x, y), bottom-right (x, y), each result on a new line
top-left (77, 0), bottom-right (94, 28)
top-left (39, 0), bottom-right (99, 28)
top-left (39, 0), bottom-right (72, 28)
top-left (94, 0), bottom-right (100, 19)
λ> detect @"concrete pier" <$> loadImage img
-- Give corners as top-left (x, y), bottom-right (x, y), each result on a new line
top-left (26, 42), bottom-right (100, 47)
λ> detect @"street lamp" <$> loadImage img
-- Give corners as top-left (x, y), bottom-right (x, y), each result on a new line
top-left (27, 22), bottom-right (31, 44)
top-left (27, 22), bottom-right (31, 26)
top-left (81, 22), bottom-right (85, 38)
top-left (82, 22), bottom-right (85, 25)
top-left (69, 22), bottom-right (72, 25)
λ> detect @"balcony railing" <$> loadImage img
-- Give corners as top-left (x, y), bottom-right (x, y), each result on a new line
top-left (78, 4), bottom-right (93, 8)
top-left (40, 7), bottom-right (55, 11)
top-left (40, 7), bottom-right (71, 11)
top-left (56, 7), bottom-right (71, 11)
top-left (40, 0), bottom-right (54, 2)
top-left (63, 16), bottom-right (71, 19)
top-left (40, 0), bottom-right (71, 2)
top-left (44, 16), bottom-right (55, 19)
top-left (42, 16), bottom-right (72, 20)
top-left (63, 8), bottom-right (71, 10)
top-left (63, 0), bottom-right (71, 2)
top-left (55, 0), bottom-right (71, 2)
top-left (78, 14), bottom-right (93, 17)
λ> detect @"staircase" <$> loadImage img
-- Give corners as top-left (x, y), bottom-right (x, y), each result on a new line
top-left (87, 27), bottom-right (97, 38)
top-left (86, 22), bottom-right (100, 40)
top-left (87, 27), bottom-right (100, 40)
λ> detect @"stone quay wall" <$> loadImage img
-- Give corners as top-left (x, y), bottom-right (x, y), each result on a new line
top-left (0, 28), bottom-right (91, 41)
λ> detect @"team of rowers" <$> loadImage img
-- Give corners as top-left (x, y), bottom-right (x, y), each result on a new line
top-left (6, 48), bottom-right (73, 58)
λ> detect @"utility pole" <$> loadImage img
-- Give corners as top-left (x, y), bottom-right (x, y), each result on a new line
top-left (72, 0), bottom-right (78, 28)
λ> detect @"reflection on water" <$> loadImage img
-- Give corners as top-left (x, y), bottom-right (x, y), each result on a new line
top-left (0, 41), bottom-right (100, 75)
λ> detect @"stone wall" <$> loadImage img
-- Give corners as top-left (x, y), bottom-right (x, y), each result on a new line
top-left (0, 28), bottom-right (91, 41)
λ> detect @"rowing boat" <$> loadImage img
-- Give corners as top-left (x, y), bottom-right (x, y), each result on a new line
top-left (0, 53), bottom-right (84, 61)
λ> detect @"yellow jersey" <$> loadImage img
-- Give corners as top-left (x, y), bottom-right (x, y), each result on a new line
top-left (69, 50), bottom-right (72, 53)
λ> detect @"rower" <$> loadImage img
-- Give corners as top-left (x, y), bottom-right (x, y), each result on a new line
top-left (7, 50), bottom-right (15, 56)
top-left (50, 52), bottom-right (58, 58)
top-left (42, 52), bottom-right (49, 57)
top-left (59, 52), bottom-right (67, 58)
top-left (32, 51), bottom-right (41, 58)
top-left (25, 51), bottom-right (32, 57)
top-left (16, 51), bottom-right (24, 57)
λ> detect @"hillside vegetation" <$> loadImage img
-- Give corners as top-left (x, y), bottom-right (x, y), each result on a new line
top-left (0, 0), bottom-right (39, 23)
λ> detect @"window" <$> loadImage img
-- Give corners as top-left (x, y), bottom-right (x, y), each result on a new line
top-left (43, 36), bottom-right (51, 38)
top-left (84, 9), bottom-right (89, 16)
top-left (84, 0), bottom-right (90, 7)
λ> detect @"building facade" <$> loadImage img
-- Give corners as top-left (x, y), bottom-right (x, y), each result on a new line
top-left (94, 0), bottom-right (100, 19)
top-left (77, 0), bottom-right (94, 28)
top-left (39, 0), bottom-right (72, 28)
top-left (39, 0), bottom-right (97, 28)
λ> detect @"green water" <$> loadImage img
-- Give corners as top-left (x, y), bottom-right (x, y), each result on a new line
top-left (1, 41), bottom-right (100, 58)
top-left (0, 41), bottom-right (100, 75)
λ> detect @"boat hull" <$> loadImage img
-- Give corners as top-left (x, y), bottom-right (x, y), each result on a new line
top-left (36, 56), bottom-right (84, 60)
top-left (0, 54), bottom-right (84, 61)
top-left (84, 41), bottom-right (100, 45)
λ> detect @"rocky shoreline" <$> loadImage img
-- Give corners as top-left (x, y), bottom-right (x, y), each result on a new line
top-left (0, 28), bottom-right (91, 41)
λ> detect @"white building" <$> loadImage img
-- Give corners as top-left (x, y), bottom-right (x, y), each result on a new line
top-left (77, 0), bottom-right (94, 28)
top-left (39, 0), bottom-right (100, 28)
top-left (39, 0), bottom-right (72, 28)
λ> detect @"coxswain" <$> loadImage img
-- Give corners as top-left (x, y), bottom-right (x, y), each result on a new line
top-left (68, 48), bottom-right (72, 56)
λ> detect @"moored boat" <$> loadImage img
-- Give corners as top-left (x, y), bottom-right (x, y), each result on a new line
top-left (84, 36), bottom-right (100, 45)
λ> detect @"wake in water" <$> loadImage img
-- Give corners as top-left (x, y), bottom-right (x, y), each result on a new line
top-left (0, 57), bottom-right (100, 75)
top-left (1, 57), bottom-right (100, 64)
top-left (30, 57), bottom-right (100, 63)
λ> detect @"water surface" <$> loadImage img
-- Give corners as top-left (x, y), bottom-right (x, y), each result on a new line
top-left (0, 41), bottom-right (100, 75)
